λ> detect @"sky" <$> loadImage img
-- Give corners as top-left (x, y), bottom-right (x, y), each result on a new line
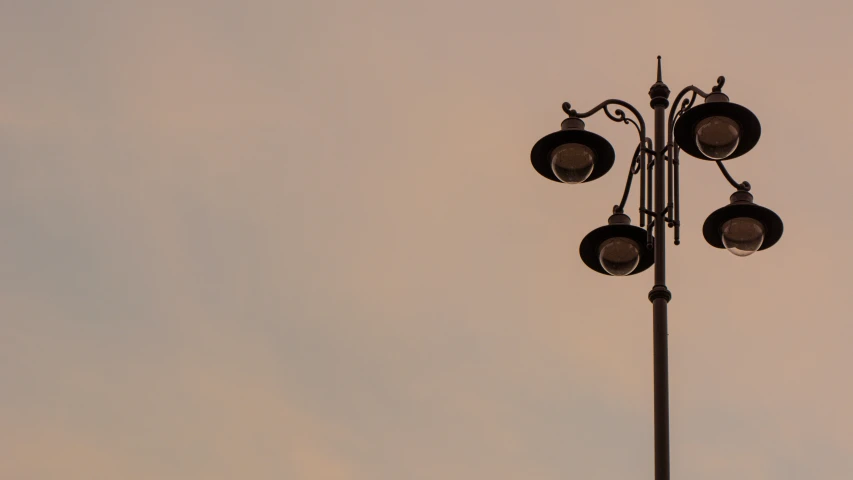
top-left (2, 1), bottom-right (853, 479)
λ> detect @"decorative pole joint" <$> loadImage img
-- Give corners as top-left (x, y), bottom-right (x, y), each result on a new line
top-left (648, 285), bottom-right (672, 303)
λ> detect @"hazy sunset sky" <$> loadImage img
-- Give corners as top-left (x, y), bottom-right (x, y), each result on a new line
top-left (2, 1), bottom-right (853, 479)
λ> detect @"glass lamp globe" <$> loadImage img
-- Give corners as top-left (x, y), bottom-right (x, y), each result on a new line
top-left (695, 116), bottom-right (740, 160)
top-left (551, 143), bottom-right (595, 183)
top-left (598, 237), bottom-right (641, 276)
top-left (721, 217), bottom-right (765, 256)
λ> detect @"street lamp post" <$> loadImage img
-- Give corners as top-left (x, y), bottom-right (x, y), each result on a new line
top-left (530, 57), bottom-right (783, 480)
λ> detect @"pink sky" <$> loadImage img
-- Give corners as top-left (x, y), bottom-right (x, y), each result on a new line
top-left (2, 1), bottom-right (852, 479)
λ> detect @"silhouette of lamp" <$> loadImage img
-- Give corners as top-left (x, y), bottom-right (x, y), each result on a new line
top-left (526, 57), bottom-right (785, 480)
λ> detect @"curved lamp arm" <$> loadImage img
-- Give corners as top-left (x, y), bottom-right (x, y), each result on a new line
top-left (668, 77), bottom-right (725, 135)
top-left (614, 142), bottom-right (644, 213)
top-left (667, 81), bottom-right (717, 138)
top-left (716, 161), bottom-right (751, 191)
top-left (663, 76), bottom-right (725, 246)
top-left (563, 100), bottom-right (646, 146)
top-left (562, 99), bottom-right (649, 226)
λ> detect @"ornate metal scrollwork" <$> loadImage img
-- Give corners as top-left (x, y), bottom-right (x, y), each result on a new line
top-left (665, 81), bottom-right (750, 193)
top-left (606, 107), bottom-right (642, 140)
top-left (667, 85), bottom-right (710, 139)
top-left (563, 99), bottom-right (649, 226)
top-left (563, 100), bottom-right (646, 145)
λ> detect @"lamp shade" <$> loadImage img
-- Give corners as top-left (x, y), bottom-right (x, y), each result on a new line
top-left (531, 121), bottom-right (615, 183)
top-left (579, 214), bottom-right (654, 276)
top-left (674, 101), bottom-right (760, 161)
top-left (703, 192), bottom-right (783, 252)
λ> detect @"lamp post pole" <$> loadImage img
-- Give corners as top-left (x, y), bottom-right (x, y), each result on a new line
top-left (649, 58), bottom-right (672, 480)
top-left (530, 56), bottom-right (783, 480)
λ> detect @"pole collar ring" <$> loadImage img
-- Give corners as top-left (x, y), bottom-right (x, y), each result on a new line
top-left (648, 285), bottom-right (672, 303)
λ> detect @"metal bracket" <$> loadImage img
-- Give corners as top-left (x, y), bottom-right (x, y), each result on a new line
top-left (716, 161), bottom-right (751, 191)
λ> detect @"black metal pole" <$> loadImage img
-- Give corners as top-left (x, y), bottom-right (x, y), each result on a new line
top-left (648, 57), bottom-right (672, 480)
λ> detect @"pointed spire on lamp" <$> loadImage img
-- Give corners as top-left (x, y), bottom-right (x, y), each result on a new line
top-left (657, 55), bottom-right (663, 82)
top-left (649, 55), bottom-right (670, 108)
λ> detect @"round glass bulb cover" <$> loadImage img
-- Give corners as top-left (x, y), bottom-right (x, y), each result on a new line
top-left (695, 116), bottom-right (740, 160)
top-left (551, 143), bottom-right (595, 184)
top-left (598, 237), bottom-right (641, 276)
top-left (721, 217), bottom-right (765, 256)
